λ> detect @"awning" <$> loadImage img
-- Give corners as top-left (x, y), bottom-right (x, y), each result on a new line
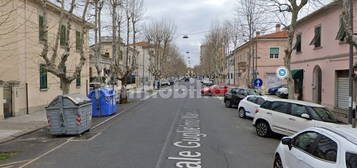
top-left (291, 69), bottom-right (304, 79)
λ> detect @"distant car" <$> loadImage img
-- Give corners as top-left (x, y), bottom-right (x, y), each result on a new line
top-left (201, 78), bottom-right (214, 86)
top-left (169, 80), bottom-right (175, 85)
top-left (274, 127), bottom-right (357, 168)
top-left (201, 84), bottom-right (230, 96)
top-left (276, 87), bottom-right (288, 98)
top-left (224, 88), bottom-right (260, 108)
top-left (160, 80), bottom-right (170, 86)
top-left (268, 85), bottom-right (286, 95)
top-left (253, 99), bottom-right (349, 137)
top-left (238, 96), bottom-right (269, 118)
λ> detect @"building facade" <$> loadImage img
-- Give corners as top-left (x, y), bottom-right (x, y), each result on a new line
top-left (0, 0), bottom-right (93, 119)
top-left (233, 25), bottom-right (288, 90)
top-left (291, 0), bottom-right (357, 112)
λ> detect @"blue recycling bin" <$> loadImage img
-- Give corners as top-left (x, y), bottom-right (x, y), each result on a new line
top-left (88, 88), bottom-right (117, 117)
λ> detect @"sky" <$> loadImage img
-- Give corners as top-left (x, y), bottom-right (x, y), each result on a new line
top-left (142, 0), bottom-right (237, 67)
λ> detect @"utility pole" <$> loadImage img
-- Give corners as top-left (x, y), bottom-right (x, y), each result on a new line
top-left (348, 0), bottom-right (354, 125)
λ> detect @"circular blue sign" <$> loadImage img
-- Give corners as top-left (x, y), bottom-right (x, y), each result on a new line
top-left (277, 67), bottom-right (289, 79)
top-left (253, 78), bottom-right (263, 88)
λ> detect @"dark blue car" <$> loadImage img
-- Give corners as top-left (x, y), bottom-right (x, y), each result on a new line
top-left (268, 85), bottom-right (286, 95)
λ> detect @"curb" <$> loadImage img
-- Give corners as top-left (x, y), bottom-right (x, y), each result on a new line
top-left (0, 124), bottom-right (47, 144)
top-left (0, 91), bottom-right (158, 145)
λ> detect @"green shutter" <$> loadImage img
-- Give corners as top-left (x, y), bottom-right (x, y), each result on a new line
top-left (60, 25), bottom-right (66, 46)
top-left (39, 15), bottom-right (44, 41)
top-left (336, 16), bottom-right (347, 41)
top-left (76, 73), bottom-right (81, 87)
top-left (270, 48), bottom-right (279, 55)
top-left (76, 31), bottom-right (81, 50)
top-left (40, 64), bottom-right (47, 89)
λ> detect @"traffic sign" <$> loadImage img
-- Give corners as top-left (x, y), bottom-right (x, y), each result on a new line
top-left (253, 78), bottom-right (263, 88)
top-left (277, 67), bottom-right (288, 79)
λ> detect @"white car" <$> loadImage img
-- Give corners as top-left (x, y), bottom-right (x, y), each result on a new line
top-left (252, 99), bottom-right (349, 137)
top-left (238, 96), bottom-right (270, 118)
top-left (274, 127), bottom-right (357, 168)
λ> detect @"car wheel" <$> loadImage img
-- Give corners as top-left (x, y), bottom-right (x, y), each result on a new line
top-left (225, 100), bottom-right (232, 108)
top-left (273, 155), bottom-right (283, 168)
top-left (239, 108), bottom-right (246, 118)
top-left (256, 121), bottom-right (271, 137)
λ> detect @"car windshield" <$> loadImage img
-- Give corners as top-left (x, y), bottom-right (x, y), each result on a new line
top-left (309, 107), bottom-right (338, 123)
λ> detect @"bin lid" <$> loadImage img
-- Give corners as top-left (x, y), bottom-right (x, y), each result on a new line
top-left (48, 93), bottom-right (91, 107)
top-left (88, 88), bottom-right (116, 98)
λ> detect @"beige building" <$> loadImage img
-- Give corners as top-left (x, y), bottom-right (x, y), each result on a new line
top-left (0, 0), bottom-right (93, 119)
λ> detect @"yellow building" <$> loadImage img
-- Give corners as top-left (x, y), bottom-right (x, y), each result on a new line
top-left (0, 0), bottom-right (94, 119)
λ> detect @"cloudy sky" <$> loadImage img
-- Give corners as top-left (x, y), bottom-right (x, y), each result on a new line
top-left (142, 0), bottom-right (237, 67)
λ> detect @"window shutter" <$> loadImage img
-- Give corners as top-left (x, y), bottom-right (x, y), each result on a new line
top-left (60, 25), bottom-right (66, 46)
top-left (76, 73), bottom-right (81, 87)
top-left (76, 31), bottom-right (81, 50)
top-left (336, 16), bottom-right (347, 41)
top-left (40, 64), bottom-right (48, 89)
top-left (39, 16), bottom-right (45, 41)
top-left (270, 48), bottom-right (279, 55)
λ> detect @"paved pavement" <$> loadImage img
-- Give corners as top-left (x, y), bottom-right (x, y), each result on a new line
top-left (1, 81), bottom-right (282, 168)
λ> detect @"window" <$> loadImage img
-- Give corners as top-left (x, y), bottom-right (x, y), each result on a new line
top-left (336, 16), bottom-right (347, 42)
top-left (291, 104), bottom-right (308, 117)
top-left (310, 26), bottom-right (321, 48)
top-left (312, 135), bottom-right (338, 162)
top-left (293, 132), bottom-right (319, 154)
top-left (294, 34), bottom-right (302, 52)
top-left (256, 98), bottom-right (265, 105)
top-left (307, 107), bottom-right (338, 123)
top-left (270, 48), bottom-right (279, 59)
top-left (103, 52), bottom-right (110, 57)
top-left (76, 31), bottom-right (81, 50)
top-left (261, 101), bottom-right (272, 109)
top-left (238, 89), bottom-right (247, 96)
top-left (346, 152), bottom-right (357, 168)
top-left (76, 73), bottom-right (81, 87)
top-left (39, 64), bottom-right (48, 89)
top-left (60, 25), bottom-right (66, 46)
top-left (271, 102), bottom-right (290, 114)
top-left (247, 97), bottom-right (257, 103)
top-left (39, 15), bottom-right (45, 41)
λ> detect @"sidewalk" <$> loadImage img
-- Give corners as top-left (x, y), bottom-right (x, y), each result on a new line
top-left (0, 110), bottom-right (47, 143)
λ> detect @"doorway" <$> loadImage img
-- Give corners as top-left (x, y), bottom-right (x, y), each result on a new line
top-left (313, 65), bottom-right (322, 104)
top-left (3, 84), bottom-right (13, 118)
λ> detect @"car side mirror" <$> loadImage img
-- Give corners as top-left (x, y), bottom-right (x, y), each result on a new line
top-left (282, 137), bottom-right (293, 150)
top-left (301, 113), bottom-right (311, 120)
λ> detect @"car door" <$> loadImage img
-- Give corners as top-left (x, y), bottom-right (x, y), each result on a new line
top-left (236, 89), bottom-right (247, 104)
top-left (285, 131), bottom-right (320, 168)
top-left (244, 96), bottom-right (257, 117)
top-left (307, 134), bottom-right (339, 168)
top-left (270, 101), bottom-right (292, 135)
top-left (287, 103), bottom-right (314, 134)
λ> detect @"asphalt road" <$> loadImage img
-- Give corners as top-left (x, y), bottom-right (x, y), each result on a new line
top-left (7, 81), bottom-right (281, 168)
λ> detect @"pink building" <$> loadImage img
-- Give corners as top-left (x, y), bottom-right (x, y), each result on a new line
top-left (291, 0), bottom-right (357, 113)
top-left (233, 25), bottom-right (288, 90)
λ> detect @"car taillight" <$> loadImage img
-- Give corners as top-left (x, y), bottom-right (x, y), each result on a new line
top-left (255, 109), bottom-right (259, 113)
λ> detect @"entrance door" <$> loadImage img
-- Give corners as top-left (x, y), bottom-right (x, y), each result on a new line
top-left (313, 66), bottom-right (322, 104)
top-left (336, 70), bottom-right (349, 109)
top-left (3, 85), bottom-right (13, 118)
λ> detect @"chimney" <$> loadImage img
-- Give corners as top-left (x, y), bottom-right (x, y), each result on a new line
top-left (276, 24), bottom-right (281, 32)
top-left (256, 31), bottom-right (261, 37)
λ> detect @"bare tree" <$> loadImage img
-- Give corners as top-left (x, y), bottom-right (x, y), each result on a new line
top-left (265, 0), bottom-right (323, 99)
top-left (144, 19), bottom-right (176, 84)
top-left (92, 0), bottom-right (104, 85)
top-left (39, 0), bottom-right (90, 94)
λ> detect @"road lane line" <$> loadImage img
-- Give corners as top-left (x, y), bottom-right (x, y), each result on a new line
top-left (0, 159), bottom-right (31, 167)
top-left (154, 107), bottom-right (181, 168)
top-left (18, 138), bottom-right (74, 168)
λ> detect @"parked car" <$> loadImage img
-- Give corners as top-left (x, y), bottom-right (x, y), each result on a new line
top-left (238, 96), bottom-right (270, 118)
top-left (160, 80), bottom-right (170, 86)
top-left (253, 99), bottom-right (349, 137)
top-left (276, 87), bottom-right (288, 99)
top-left (268, 85), bottom-right (286, 95)
top-left (224, 88), bottom-right (260, 108)
top-left (201, 84), bottom-right (230, 96)
top-left (201, 78), bottom-right (214, 86)
top-left (274, 127), bottom-right (357, 168)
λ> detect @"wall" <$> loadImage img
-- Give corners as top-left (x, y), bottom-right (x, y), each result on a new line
top-left (0, 0), bottom-right (91, 116)
top-left (0, 84), bottom-right (3, 120)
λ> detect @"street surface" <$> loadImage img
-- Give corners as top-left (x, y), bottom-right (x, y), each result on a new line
top-left (1, 81), bottom-right (281, 168)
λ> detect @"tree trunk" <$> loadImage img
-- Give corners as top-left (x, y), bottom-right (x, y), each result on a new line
top-left (61, 79), bottom-right (71, 95)
top-left (120, 79), bottom-right (128, 104)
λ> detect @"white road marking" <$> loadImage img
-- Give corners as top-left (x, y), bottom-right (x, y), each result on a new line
top-left (0, 159), bottom-right (31, 168)
top-left (154, 108), bottom-right (181, 168)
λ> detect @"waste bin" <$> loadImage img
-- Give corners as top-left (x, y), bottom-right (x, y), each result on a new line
top-left (46, 93), bottom-right (92, 136)
top-left (88, 88), bottom-right (117, 117)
